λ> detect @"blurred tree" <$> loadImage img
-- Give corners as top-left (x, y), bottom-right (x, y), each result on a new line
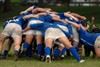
top-left (61, 0), bottom-right (70, 6)
top-left (38, 0), bottom-right (43, 5)
top-left (66, 0), bottom-right (70, 7)
top-left (3, 0), bottom-right (11, 12)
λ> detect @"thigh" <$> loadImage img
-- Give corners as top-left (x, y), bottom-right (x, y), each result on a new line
top-left (45, 38), bottom-right (54, 48)
top-left (95, 47), bottom-right (100, 57)
top-left (23, 30), bottom-right (36, 35)
top-left (25, 34), bottom-right (34, 44)
top-left (36, 35), bottom-right (43, 44)
top-left (58, 37), bottom-right (72, 49)
top-left (94, 36), bottom-right (100, 57)
top-left (1, 23), bottom-right (13, 37)
top-left (12, 24), bottom-right (22, 38)
top-left (13, 36), bottom-right (22, 46)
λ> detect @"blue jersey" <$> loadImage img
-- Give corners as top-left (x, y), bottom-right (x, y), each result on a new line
top-left (3, 16), bottom-right (26, 29)
top-left (29, 14), bottom-right (72, 37)
top-left (30, 22), bottom-right (56, 36)
top-left (28, 13), bottom-right (73, 37)
top-left (58, 13), bottom-right (81, 24)
top-left (53, 22), bottom-right (73, 38)
top-left (78, 27), bottom-right (100, 46)
top-left (12, 15), bottom-right (27, 29)
top-left (28, 17), bottom-right (39, 22)
top-left (38, 14), bottom-right (53, 23)
top-left (28, 14), bottom-right (53, 23)
top-left (57, 13), bottom-right (66, 19)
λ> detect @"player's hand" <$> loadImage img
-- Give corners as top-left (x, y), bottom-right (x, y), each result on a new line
top-left (65, 19), bottom-right (71, 24)
top-left (20, 11), bottom-right (27, 15)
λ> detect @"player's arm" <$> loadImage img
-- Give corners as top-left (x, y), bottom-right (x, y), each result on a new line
top-left (65, 19), bottom-right (81, 30)
top-left (53, 17), bottom-right (66, 23)
top-left (37, 12), bottom-right (47, 16)
top-left (64, 12), bottom-right (79, 21)
top-left (23, 14), bottom-right (39, 19)
top-left (23, 26), bottom-right (31, 32)
top-left (32, 8), bottom-right (47, 13)
top-left (91, 16), bottom-right (96, 28)
top-left (20, 6), bottom-right (35, 14)
top-left (50, 14), bottom-right (66, 23)
top-left (70, 12), bottom-right (86, 20)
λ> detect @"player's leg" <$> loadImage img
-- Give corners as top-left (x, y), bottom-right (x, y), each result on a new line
top-left (22, 29), bottom-right (36, 57)
top-left (58, 36), bottom-right (84, 63)
top-left (23, 34), bottom-right (34, 51)
top-left (94, 36), bottom-right (100, 57)
top-left (1, 37), bottom-right (13, 59)
top-left (0, 23), bottom-right (12, 55)
top-left (45, 38), bottom-right (53, 63)
top-left (12, 24), bottom-right (22, 61)
top-left (36, 31), bottom-right (44, 59)
top-left (44, 28), bottom-right (57, 63)
top-left (13, 35), bottom-right (22, 61)
top-left (0, 34), bottom-right (7, 55)
top-left (58, 44), bottom-right (66, 59)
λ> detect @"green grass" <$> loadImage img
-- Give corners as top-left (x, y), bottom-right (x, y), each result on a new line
top-left (0, 57), bottom-right (100, 67)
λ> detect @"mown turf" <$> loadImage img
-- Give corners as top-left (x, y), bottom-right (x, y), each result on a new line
top-left (0, 57), bottom-right (100, 67)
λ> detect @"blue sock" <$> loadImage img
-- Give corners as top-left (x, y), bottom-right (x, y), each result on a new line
top-left (61, 48), bottom-right (66, 55)
top-left (23, 42), bottom-right (30, 50)
top-left (53, 48), bottom-right (60, 58)
top-left (26, 45), bottom-right (32, 57)
top-left (69, 47), bottom-right (80, 61)
top-left (37, 44), bottom-right (44, 56)
top-left (45, 47), bottom-right (51, 56)
top-left (2, 50), bottom-right (8, 57)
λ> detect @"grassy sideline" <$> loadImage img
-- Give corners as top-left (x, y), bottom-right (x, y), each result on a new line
top-left (0, 57), bottom-right (100, 67)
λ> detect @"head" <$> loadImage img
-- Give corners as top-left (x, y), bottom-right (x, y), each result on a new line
top-left (81, 21), bottom-right (88, 27)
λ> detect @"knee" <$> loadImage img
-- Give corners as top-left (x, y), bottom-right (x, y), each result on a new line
top-left (0, 37), bottom-right (4, 42)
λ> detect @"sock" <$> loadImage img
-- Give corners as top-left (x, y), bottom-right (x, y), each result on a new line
top-left (69, 47), bottom-right (80, 61)
top-left (61, 48), bottom-right (66, 56)
top-left (23, 42), bottom-right (30, 51)
top-left (14, 50), bottom-right (19, 56)
top-left (53, 48), bottom-right (60, 58)
top-left (37, 44), bottom-right (44, 56)
top-left (2, 50), bottom-right (8, 57)
top-left (45, 47), bottom-right (51, 56)
top-left (26, 45), bottom-right (32, 57)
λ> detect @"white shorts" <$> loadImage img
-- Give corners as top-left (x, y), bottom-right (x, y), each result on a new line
top-left (45, 28), bottom-right (66, 40)
top-left (94, 36), bottom-right (100, 48)
top-left (72, 26), bottom-right (79, 42)
top-left (2, 23), bottom-right (22, 38)
top-left (57, 24), bottom-right (69, 32)
top-left (23, 30), bottom-right (42, 35)
top-left (23, 20), bottom-right (43, 35)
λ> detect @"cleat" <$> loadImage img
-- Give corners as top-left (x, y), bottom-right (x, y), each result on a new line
top-left (60, 55), bottom-right (65, 59)
top-left (14, 51), bottom-right (19, 61)
top-left (45, 55), bottom-right (51, 63)
top-left (79, 60), bottom-right (85, 63)
top-left (40, 56), bottom-right (45, 61)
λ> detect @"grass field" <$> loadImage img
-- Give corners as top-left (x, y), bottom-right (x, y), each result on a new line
top-left (0, 57), bottom-right (100, 67)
